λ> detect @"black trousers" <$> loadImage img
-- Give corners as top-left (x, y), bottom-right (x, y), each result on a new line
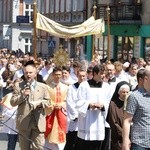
top-left (101, 127), bottom-right (111, 150)
top-left (64, 131), bottom-right (77, 150)
top-left (74, 137), bottom-right (103, 150)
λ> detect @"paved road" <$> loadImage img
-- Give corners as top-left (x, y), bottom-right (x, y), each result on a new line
top-left (0, 132), bottom-right (19, 150)
top-left (0, 118), bottom-right (19, 150)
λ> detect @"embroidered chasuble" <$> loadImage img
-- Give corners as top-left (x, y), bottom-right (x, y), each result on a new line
top-left (45, 82), bottom-right (68, 144)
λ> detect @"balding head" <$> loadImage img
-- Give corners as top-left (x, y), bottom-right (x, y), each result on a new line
top-left (143, 67), bottom-right (150, 92)
top-left (24, 65), bottom-right (37, 82)
top-left (143, 66), bottom-right (150, 77)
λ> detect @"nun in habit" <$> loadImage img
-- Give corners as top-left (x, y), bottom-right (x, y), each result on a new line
top-left (106, 81), bottom-right (130, 150)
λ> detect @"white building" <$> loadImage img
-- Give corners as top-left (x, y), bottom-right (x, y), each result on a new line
top-left (0, 0), bottom-right (35, 54)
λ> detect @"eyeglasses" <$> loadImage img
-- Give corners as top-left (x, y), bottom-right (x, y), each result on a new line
top-left (132, 68), bottom-right (137, 70)
top-left (54, 73), bottom-right (62, 76)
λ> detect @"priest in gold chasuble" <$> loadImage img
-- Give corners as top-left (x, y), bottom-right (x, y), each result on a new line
top-left (45, 66), bottom-right (68, 150)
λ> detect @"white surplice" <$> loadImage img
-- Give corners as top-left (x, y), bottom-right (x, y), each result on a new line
top-left (66, 83), bottom-right (79, 132)
top-left (76, 81), bottom-right (111, 141)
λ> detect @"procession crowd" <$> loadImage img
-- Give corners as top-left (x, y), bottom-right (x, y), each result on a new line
top-left (0, 48), bottom-right (150, 150)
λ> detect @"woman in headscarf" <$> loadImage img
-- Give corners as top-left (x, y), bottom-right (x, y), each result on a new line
top-left (106, 81), bottom-right (130, 150)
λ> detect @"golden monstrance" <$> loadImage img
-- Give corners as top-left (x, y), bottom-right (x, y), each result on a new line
top-left (53, 45), bottom-right (69, 66)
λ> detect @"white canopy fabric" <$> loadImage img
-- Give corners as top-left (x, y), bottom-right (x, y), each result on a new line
top-left (36, 13), bottom-right (105, 38)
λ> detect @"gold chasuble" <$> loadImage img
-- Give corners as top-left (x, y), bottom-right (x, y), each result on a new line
top-left (45, 82), bottom-right (68, 144)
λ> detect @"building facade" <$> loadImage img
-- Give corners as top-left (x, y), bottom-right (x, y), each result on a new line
top-left (0, 0), bottom-right (34, 54)
top-left (96, 0), bottom-right (150, 61)
top-left (0, 0), bottom-right (91, 60)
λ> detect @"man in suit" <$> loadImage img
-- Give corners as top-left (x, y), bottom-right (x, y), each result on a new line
top-left (10, 64), bottom-right (51, 150)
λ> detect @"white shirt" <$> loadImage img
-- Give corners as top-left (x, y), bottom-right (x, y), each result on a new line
top-left (115, 70), bottom-right (129, 83)
top-left (66, 83), bottom-right (79, 132)
top-left (0, 67), bottom-right (6, 87)
top-left (61, 76), bottom-right (75, 86)
top-left (39, 67), bottom-right (53, 81)
top-left (13, 69), bottom-right (23, 81)
top-left (70, 71), bottom-right (78, 83)
top-left (2, 106), bottom-right (18, 134)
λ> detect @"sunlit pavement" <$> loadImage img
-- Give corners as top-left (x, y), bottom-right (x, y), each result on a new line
top-left (0, 132), bottom-right (20, 150)
top-left (0, 117), bottom-right (19, 150)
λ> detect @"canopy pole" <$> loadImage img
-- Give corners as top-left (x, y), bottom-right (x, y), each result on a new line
top-left (92, 2), bottom-right (97, 59)
top-left (106, 3), bottom-right (110, 61)
top-left (33, 0), bottom-right (37, 60)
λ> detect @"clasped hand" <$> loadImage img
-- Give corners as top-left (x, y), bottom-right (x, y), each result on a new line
top-left (89, 102), bottom-right (104, 110)
top-left (54, 103), bottom-right (62, 109)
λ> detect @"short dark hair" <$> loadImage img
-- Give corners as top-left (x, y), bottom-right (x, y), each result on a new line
top-left (87, 66), bottom-right (93, 73)
top-left (24, 60), bottom-right (35, 67)
top-left (53, 66), bottom-right (62, 73)
top-left (93, 65), bottom-right (105, 75)
top-left (45, 61), bottom-right (51, 66)
top-left (62, 66), bottom-right (70, 73)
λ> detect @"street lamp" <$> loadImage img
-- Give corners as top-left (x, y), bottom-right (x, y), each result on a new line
top-left (106, 4), bottom-right (110, 61)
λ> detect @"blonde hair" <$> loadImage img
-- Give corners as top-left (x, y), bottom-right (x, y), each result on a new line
top-left (114, 61), bottom-right (123, 72)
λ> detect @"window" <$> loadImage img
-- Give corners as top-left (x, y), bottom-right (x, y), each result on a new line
top-left (24, 37), bottom-right (32, 53)
top-left (117, 36), bottom-right (133, 61)
top-left (95, 36), bottom-right (108, 61)
top-left (72, 0), bottom-right (77, 11)
top-left (48, 0), bottom-right (84, 13)
top-left (66, 0), bottom-right (72, 12)
top-left (3, 0), bottom-right (7, 22)
top-left (60, 0), bottom-right (65, 12)
top-left (46, 0), bottom-right (50, 13)
top-left (0, 1), bottom-right (2, 22)
top-left (24, 3), bottom-right (33, 22)
top-left (72, 0), bottom-right (84, 12)
top-left (50, 0), bottom-right (54, 13)
top-left (37, 0), bottom-right (41, 11)
top-left (55, 0), bottom-right (59, 13)
top-left (42, 0), bottom-right (47, 13)
top-left (78, 0), bottom-right (84, 11)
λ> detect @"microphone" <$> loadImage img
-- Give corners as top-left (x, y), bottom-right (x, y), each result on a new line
top-left (24, 82), bottom-right (31, 90)
top-left (23, 82), bottom-right (31, 102)
top-left (23, 81), bottom-right (34, 110)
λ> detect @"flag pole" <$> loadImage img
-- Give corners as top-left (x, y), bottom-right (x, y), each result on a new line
top-left (33, 0), bottom-right (37, 60)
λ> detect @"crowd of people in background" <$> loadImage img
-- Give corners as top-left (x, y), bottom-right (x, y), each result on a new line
top-left (0, 48), bottom-right (150, 150)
